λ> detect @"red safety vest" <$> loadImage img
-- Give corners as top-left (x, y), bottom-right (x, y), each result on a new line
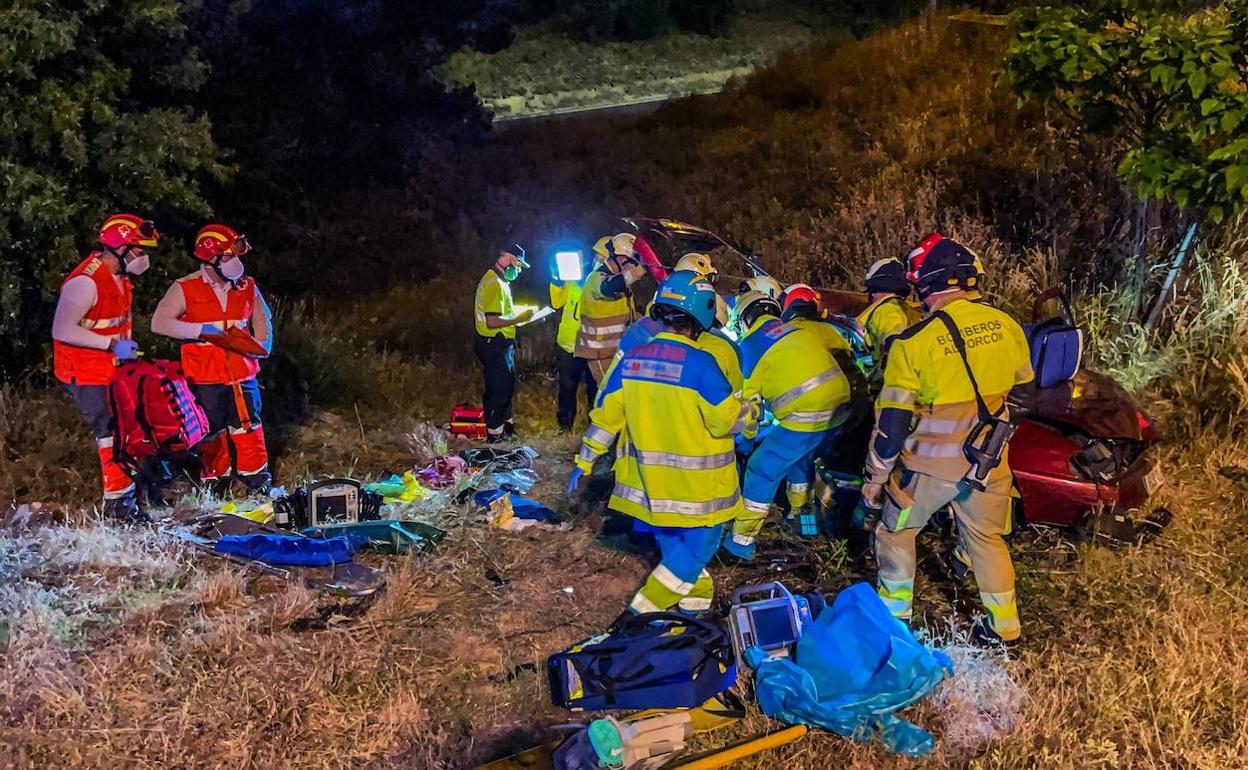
top-left (53, 254), bottom-right (133, 386)
top-left (177, 274), bottom-right (261, 385)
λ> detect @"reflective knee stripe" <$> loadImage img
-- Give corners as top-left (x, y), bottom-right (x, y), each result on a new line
top-left (787, 482), bottom-right (810, 494)
top-left (613, 483), bottom-right (740, 518)
top-left (652, 563), bottom-right (694, 595)
top-left (631, 447), bottom-right (735, 470)
top-left (981, 590), bottom-right (1021, 640)
top-left (770, 367), bottom-right (845, 412)
top-left (878, 578), bottom-right (914, 619)
top-left (742, 499), bottom-right (770, 515)
top-left (731, 532), bottom-right (755, 547)
top-left (678, 597), bottom-right (712, 612)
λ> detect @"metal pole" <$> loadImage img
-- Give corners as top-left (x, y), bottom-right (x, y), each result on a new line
top-left (1143, 221), bottom-right (1198, 335)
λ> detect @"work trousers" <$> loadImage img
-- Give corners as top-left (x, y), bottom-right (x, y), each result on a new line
top-left (193, 379), bottom-right (271, 494)
top-left (474, 334), bottom-right (517, 437)
top-left (556, 347), bottom-right (597, 430)
top-left (874, 468), bottom-right (1020, 641)
top-left (731, 425), bottom-right (828, 548)
top-left (630, 523), bottom-right (725, 615)
top-left (64, 383), bottom-right (135, 501)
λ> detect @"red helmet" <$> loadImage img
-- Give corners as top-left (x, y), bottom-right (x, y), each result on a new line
top-left (99, 214), bottom-right (159, 250)
top-left (781, 283), bottom-right (819, 313)
top-left (194, 224), bottom-right (252, 263)
top-left (906, 232), bottom-right (984, 299)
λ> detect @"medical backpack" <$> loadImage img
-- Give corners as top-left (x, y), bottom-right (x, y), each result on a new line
top-left (548, 612), bottom-right (737, 712)
top-left (107, 359), bottom-right (210, 474)
top-left (1025, 287), bottom-right (1084, 388)
top-left (449, 403), bottom-right (487, 440)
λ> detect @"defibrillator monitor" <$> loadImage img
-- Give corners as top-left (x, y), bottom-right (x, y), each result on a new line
top-left (554, 250), bottom-right (584, 283)
top-left (307, 480), bottom-right (360, 526)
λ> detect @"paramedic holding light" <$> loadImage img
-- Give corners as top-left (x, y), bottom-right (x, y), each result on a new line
top-left (549, 249), bottom-right (597, 432)
top-left (474, 243), bottom-right (534, 443)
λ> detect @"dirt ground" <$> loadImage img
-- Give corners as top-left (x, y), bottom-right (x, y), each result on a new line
top-left (2, 379), bottom-right (1246, 769)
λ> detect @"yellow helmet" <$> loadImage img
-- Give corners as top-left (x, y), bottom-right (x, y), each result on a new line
top-left (675, 252), bottom-right (717, 279)
top-left (742, 275), bottom-right (783, 300)
top-left (611, 232), bottom-right (637, 258)
top-left (592, 236), bottom-right (612, 262)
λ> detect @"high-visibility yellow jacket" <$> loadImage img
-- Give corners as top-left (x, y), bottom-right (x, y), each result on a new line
top-left (787, 316), bottom-right (851, 355)
top-left (698, 328), bottom-right (743, 390)
top-left (575, 269), bottom-right (635, 360)
top-left (549, 280), bottom-right (585, 354)
top-left (857, 295), bottom-right (919, 359)
top-left (474, 269), bottom-right (515, 339)
top-left (740, 317), bottom-right (852, 433)
top-left (876, 298), bottom-right (1033, 484)
top-left (576, 332), bottom-right (758, 528)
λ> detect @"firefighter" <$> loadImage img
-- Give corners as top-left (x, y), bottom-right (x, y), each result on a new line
top-left (52, 214), bottom-right (159, 521)
top-left (550, 249), bottom-right (597, 432)
top-left (724, 290), bottom-right (853, 558)
top-left (472, 243), bottom-right (534, 443)
top-left (859, 233), bottom-right (1033, 646)
top-left (857, 257), bottom-right (919, 370)
top-left (575, 233), bottom-right (645, 384)
top-left (779, 284), bottom-right (851, 355)
top-left (569, 271), bottom-right (761, 615)
top-left (152, 224), bottom-right (273, 494)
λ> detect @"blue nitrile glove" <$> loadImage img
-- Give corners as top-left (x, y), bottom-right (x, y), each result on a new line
top-left (721, 529), bottom-right (756, 561)
top-left (566, 467), bottom-right (584, 496)
top-left (200, 323), bottom-right (225, 338)
top-left (112, 339), bottom-right (140, 361)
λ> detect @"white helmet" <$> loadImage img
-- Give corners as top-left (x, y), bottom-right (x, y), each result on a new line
top-left (675, 252), bottom-right (717, 279)
top-left (742, 275), bottom-right (783, 300)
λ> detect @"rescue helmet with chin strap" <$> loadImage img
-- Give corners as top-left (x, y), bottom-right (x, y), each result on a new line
top-left (100, 214), bottom-right (159, 250)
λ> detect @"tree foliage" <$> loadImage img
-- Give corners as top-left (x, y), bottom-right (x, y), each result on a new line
top-left (0, 0), bottom-right (224, 375)
top-left (1002, 0), bottom-right (1248, 223)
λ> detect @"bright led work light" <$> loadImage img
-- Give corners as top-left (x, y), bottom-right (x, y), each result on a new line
top-left (554, 250), bottom-right (584, 282)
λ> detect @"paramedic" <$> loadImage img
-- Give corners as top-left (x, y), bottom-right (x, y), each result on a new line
top-left (472, 244), bottom-right (534, 443)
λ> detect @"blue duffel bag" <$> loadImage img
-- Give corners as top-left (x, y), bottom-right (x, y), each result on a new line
top-left (1025, 287), bottom-right (1084, 388)
top-left (548, 612), bottom-right (737, 712)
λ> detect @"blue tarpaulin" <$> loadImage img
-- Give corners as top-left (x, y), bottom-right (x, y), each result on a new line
top-left (215, 534), bottom-right (355, 566)
top-left (746, 582), bottom-right (954, 758)
top-left (473, 489), bottom-right (560, 522)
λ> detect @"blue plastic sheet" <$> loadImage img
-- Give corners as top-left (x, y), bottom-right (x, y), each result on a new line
top-left (482, 468), bottom-right (539, 494)
top-left (215, 534), bottom-right (355, 566)
top-left (473, 489), bottom-right (560, 522)
top-left (746, 582), bottom-right (954, 758)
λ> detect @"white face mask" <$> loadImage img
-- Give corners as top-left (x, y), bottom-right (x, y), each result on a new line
top-left (124, 253), bottom-right (150, 276)
top-left (219, 258), bottom-right (245, 282)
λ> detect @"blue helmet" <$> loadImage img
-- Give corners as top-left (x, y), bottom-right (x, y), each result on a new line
top-left (653, 270), bottom-right (719, 331)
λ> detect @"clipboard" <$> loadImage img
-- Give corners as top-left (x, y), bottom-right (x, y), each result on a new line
top-left (202, 326), bottom-right (268, 358)
top-left (520, 305), bottom-right (556, 325)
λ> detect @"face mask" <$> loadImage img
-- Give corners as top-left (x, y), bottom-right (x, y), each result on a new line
top-left (502, 265), bottom-right (520, 281)
top-left (124, 252), bottom-right (150, 276)
top-left (220, 257), bottom-right (245, 282)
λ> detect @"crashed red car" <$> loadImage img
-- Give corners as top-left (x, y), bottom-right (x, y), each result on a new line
top-left (629, 218), bottom-right (1169, 543)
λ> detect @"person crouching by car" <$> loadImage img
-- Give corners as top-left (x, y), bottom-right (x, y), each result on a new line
top-left (152, 224), bottom-right (273, 496)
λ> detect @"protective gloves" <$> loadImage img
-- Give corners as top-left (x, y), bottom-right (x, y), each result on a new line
top-left (566, 467), bottom-right (584, 496)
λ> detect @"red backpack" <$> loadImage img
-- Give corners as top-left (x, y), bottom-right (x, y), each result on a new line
top-left (107, 359), bottom-right (210, 473)
top-left (450, 403), bottom-right (487, 441)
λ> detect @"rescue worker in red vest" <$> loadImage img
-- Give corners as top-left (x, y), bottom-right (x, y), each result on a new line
top-left (858, 233), bottom-right (1033, 646)
top-left (724, 291), bottom-right (853, 559)
top-left (52, 214), bottom-right (159, 521)
top-left (856, 258), bottom-right (920, 377)
top-left (575, 233), bottom-right (645, 384)
top-left (473, 243), bottom-right (534, 442)
top-left (568, 271), bottom-right (761, 615)
top-left (550, 249), bottom-right (597, 432)
top-left (151, 224), bottom-right (274, 494)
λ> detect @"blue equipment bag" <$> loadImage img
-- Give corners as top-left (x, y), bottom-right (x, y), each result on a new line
top-left (547, 612), bottom-right (737, 711)
top-left (1024, 286), bottom-right (1083, 388)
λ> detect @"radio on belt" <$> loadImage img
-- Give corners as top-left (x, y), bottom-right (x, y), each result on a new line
top-left (727, 582), bottom-right (824, 664)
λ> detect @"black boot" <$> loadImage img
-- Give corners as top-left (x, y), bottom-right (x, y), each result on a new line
top-left (970, 618), bottom-right (1020, 649)
top-left (102, 490), bottom-right (152, 525)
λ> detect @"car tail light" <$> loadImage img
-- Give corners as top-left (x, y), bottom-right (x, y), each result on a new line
top-left (1136, 410), bottom-right (1151, 433)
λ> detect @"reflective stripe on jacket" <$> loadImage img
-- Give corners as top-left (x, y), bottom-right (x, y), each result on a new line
top-left (178, 274), bottom-right (262, 384)
top-left (53, 254), bottom-right (132, 386)
top-left (576, 332), bottom-right (757, 528)
top-left (740, 317), bottom-right (852, 433)
top-left (575, 269), bottom-right (634, 359)
top-left (876, 298), bottom-right (1033, 483)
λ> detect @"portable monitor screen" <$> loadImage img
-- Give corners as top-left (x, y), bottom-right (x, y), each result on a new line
top-left (751, 604), bottom-right (800, 649)
top-left (554, 251), bottom-right (584, 282)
